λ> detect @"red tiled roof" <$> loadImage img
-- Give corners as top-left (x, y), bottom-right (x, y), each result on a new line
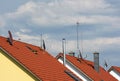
top-left (57, 53), bottom-right (117, 81)
top-left (109, 66), bottom-right (120, 73)
top-left (0, 36), bottom-right (74, 81)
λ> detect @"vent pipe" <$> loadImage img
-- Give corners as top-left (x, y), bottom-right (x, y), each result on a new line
top-left (62, 38), bottom-right (66, 66)
top-left (93, 52), bottom-right (99, 72)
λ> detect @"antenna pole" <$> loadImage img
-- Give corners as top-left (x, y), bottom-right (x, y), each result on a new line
top-left (77, 22), bottom-right (79, 50)
top-left (81, 27), bottom-right (83, 54)
top-left (76, 22), bottom-right (83, 58)
top-left (41, 34), bottom-right (43, 48)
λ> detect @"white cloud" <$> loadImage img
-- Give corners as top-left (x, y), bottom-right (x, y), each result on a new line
top-left (0, 0), bottom-right (119, 66)
top-left (15, 32), bottom-right (39, 41)
top-left (20, 29), bottom-right (31, 33)
top-left (83, 37), bottom-right (120, 51)
top-left (9, 27), bottom-right (120, 60)
top-left (3, 0), bottom-right (117, 27)
top-left (59, 0), bottom-right (112, 13)
top-left (0, 17), bottom-right (5, 27)
top-left (15, 31), bottom-right (49, 45)
top-left (29, 0), bottom-right (115, 26)
top-left (0, 20), bottom-right (5, 27)
top-left (0, 0), bottom-right (119, 51)
top-left (6, 1), bottom-right (36, 19)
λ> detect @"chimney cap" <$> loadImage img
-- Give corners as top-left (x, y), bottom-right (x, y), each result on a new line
top-left (62, 38), bottom-right (65, 40)
top-left (68, 51), bottom-right (75, 56)
top-left (93, 52), bottom-right (99, 54)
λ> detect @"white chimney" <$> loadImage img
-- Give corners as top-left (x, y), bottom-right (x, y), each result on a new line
top-left (62, 38), bottom-right (66, 66)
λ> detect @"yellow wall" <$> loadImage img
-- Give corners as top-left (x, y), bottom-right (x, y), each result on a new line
top-left (0, 52), bottom-right (35, 81)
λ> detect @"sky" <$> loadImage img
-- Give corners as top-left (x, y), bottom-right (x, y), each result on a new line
top-left (0, 0), bottom-right (120, 68)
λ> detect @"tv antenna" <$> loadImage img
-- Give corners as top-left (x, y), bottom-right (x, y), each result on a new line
top-left (40, 34), bottom-right (43, 48)
top-left (103, 60), bottom-right (108, 70)
top-left (43, 39), bottom-right (46, 50)
top-left (8, 30), bottom-right (13, 45)
top-left (76, 22), bottom-right (83, 59)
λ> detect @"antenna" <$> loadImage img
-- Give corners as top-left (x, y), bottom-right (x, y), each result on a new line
top-left (76, 22), bottom-right (82, 59)
top-left (41, 34), bottom-right (43, 48)
top-left (103, 60), bottom-right (108, 70)
top-left (84, 54), bottom-right (87, 59)
top-left (76, 22), bottom-right (79, 50)
top-left (43, 40), bottom-right (46, 50)
top-left (8, 30), bottom-right (13, 45)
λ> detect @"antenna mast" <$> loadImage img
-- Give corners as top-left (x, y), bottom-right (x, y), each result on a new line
top-left (76, 22), bottom-right (79, 50)
top-left (41, 34), bottom-right (43, 48)
top-left (76, 22), bottom-right (82, 58)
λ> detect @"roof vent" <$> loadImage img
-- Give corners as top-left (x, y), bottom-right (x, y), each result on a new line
top-left (62, 38), bottom-right (66, 66)
top-left (69, 51), bottom-right (75, 57)
top-left (93, 52), bottom-right (99, 72)
top-left (64, 70), bottom-right (81, 81)
top-left (26, 46), bottom-right (38, 54)
top-left (7, 30), bottom-right (13, 45)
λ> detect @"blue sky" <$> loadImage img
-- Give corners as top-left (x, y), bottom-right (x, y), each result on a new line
top-left (0, 0), bottom-right (120, 67)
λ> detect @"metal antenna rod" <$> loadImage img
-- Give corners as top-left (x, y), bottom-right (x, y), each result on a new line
top-left (76, 22), bottom-right (83, 58)
top-left (81, 27), bottom-right (83, 54)
top-left (41, 34), bottom-right (43, 48)
top-left (76, 22), bottom-right (79, 50)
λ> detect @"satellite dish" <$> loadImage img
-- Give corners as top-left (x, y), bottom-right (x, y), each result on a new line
top-left (7, 30), bottom-right (13, 45)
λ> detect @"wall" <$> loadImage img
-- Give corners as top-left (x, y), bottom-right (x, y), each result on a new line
top-left (0, 51), bottom-right (35, 81)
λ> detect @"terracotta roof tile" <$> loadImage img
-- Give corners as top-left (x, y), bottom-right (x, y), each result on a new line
top-left (0, 36), bottom-right (74, 81)
top-left (109, 66), bottom-right (120, 73)
top-left (57, 54), bottom-right (117, 81)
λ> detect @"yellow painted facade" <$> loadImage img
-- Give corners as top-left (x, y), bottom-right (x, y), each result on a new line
top-left (0, 52), bottom-right (35, 81)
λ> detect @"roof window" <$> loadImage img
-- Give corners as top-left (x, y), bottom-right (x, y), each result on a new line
top-left (26, 46), bottom-right (37, 54)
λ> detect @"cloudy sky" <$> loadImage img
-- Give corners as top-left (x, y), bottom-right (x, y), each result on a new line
top-left (0, 0), bottom-right (120, 67)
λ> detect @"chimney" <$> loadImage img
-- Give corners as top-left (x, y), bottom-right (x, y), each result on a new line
top-left (62, 38), bottom-right (66, 66)
top-left (93, 52), bottom-right (99, 72)
top-left (69, 51), bottom-right (75, 57)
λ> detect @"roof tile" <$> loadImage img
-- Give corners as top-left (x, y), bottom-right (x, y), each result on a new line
top-left (109, 66), bottom-right (120, 73)
top-left (57, 54), bottom-right (117, 81)
top-left (0, 36), bottom-right (74, 81)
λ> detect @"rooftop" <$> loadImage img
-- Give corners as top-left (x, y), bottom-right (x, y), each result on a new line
top-left (109, 66), bottom-right (120, 73)
top-left (56, 53), bottom-right (117, 81)
top-left (0, 36), bottom-right (74, 80)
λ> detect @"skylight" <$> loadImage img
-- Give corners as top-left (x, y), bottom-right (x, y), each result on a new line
top-left (26, 46), bottom-right (37, 54)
